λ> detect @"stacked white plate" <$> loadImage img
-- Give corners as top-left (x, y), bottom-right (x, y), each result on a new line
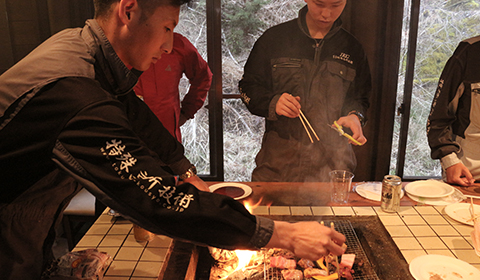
top-left (405, 180), bottom-right (461, 205)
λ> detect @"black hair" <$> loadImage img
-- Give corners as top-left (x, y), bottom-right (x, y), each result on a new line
top-left (94, 0), bottom-right (193, 19)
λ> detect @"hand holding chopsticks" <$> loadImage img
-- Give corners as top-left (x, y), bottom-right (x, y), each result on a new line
top-left (276, 93), bottom-right (319, 143)
top-left (276, 93), bottom-right (302, 118)
top-left (319, 221), bottom-right (341, 276)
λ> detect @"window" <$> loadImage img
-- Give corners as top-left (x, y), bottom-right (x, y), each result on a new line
top-left (176, 0), bottom-right (305, 181)
top-left (1, 1), bottom-right (420, 181)
top-left (391, 0), bottom-right (480, 178)
top-left (175, 2), bottom-right (211, 175)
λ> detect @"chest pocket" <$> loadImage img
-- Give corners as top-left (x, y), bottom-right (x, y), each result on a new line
top-left (309, 61), bottom-right (356, 113)
top-left (271, 58), bottom-right (305, 96)
top-left (326, 60), bottom-right (356, 82)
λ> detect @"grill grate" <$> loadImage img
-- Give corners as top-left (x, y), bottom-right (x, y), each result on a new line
top-left (334, 220), bottom-right (380, 280)
top-left (264, 220), bottom-right (379, 280)
top-left (263, 267), bottom-right (283, 280)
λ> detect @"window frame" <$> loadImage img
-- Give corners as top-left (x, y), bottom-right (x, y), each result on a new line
top-left (395, 0), bottom-right (424, 181)
top-left (203, 0), bottom-right (224, 181)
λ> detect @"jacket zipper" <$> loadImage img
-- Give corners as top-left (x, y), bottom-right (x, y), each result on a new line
top-left (305, 39), bottom-right (324, 101)
top-left (314, 39), bottom-right (324, 64)
top-left (272, 62), bottom-right (302, 69)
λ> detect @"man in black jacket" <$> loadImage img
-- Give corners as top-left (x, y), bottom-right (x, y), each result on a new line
top-left (0, 0), bottom-right (345, 278)
top-left (239, 0), bottom-right (371, 182)
top-left (427, 36), bottom-right (480, 186)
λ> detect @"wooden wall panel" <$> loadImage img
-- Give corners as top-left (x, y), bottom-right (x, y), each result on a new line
top-left (0, 0), bottom-right (93, 74)
top-left (0, 0), bottom-right (14, 73)
top-left (6, 0), bottom-right (44, 61)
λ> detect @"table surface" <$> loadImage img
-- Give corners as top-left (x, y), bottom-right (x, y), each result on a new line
top-left (237, 181), bottom-right (480, 206)
top-left (73, 181), bottom-right (480, 279)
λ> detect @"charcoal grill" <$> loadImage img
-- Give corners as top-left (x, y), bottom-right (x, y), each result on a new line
top-left (327, 220), bottom-right (379, 280)
top-left (158, 216), bottom-right (414, 280)
top-left (260, 220), bottom-right (378, 280)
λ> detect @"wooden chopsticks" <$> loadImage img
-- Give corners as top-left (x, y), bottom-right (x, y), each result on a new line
top-left (472, 197), bottom-right (476, 222)
top-left (299, 109), bottom-right (319, 143)
top-left (467, 197), bottom-right (480, 224)
top-left (320, 221), bottom-right (340, 277)
top-left (330, 222), bottom-right (340, 277)
top-left (320, 221), bottom-right (329, 274)
top-left (467, 197), bottom-right (480, 223)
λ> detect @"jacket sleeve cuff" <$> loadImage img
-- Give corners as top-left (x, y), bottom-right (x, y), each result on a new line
top-left (249, 216), bottom-right (274, 249)
top-left (440, 152), bottom-right (461, 170)
top-left (347, 110), bottom-right (366, 127)
top-left (168, 157), bottom-right (194, 175)
top-left (267, 95), bottom-right (281, 121)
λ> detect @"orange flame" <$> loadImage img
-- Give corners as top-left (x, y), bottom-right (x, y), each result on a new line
top-left (233, 249), bottom-right (257, 272)
top-left (243, 197), bottom-right (263, 213)
top-left (217, 198), bottom-right (266, 277)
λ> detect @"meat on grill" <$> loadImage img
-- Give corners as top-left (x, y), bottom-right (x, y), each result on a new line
top-left (269, 256), bottom-right (296, 270)
top-left (281, 269), bottom-right (303, 280)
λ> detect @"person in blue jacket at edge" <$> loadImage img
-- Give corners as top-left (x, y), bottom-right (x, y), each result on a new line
top-left (427, 36), bottom-right (480, 187)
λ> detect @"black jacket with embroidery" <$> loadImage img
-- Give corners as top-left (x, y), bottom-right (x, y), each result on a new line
top-left (0, 19), bottom-right (272, 279)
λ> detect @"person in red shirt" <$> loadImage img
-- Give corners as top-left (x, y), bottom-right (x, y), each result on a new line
top-left (135, 32), bottom-right (212, 142)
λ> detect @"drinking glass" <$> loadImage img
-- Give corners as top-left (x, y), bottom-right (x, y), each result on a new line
top-left (330, 170), bottom-right (354, 204)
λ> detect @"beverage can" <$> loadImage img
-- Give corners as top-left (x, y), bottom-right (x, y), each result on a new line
top-left (381, 175), bottom-right (402, 212)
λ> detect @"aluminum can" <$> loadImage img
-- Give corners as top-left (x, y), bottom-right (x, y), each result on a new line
top-left (381, 175), bottom-right (402, 212)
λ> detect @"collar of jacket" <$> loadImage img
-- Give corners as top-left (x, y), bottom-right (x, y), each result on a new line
top-left (0, 19), bottom-right (138, 129)
top-left (297, 5), bottom-right (343, 41)
top-left (87, 19), bottom-right (138, 96)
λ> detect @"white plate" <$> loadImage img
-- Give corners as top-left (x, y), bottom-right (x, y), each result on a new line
top-left (405, 180), bottom-right (455, 198)
top-left (406, 188), bottom-right (464, 206)
top-left (409, 254), bottom-right (480, 280)
top-left (355, 182), bottom-right (404, 201)
top-left (209, 182), bottom-right (252, 200)
top-left (445, 202), bottom-right (480, 226)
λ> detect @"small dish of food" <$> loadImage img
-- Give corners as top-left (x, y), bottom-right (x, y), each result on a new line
top-left (209, 182), bottom-right (252, 200)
